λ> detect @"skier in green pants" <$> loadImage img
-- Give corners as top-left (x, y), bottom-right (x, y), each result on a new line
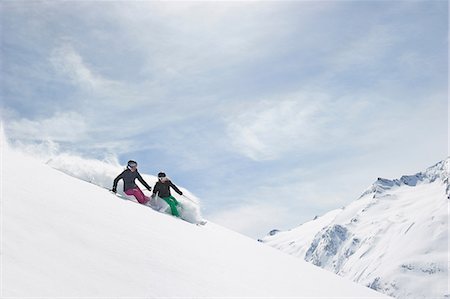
top-left (152, 172), bottom-right (183, 217)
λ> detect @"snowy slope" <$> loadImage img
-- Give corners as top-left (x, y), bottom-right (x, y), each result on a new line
top-left (0, 138), bottom-right (388, 298)
top-left (44, 152), bottom-right (204, 224)
top-left (261, 159), bottom-right (449, 299)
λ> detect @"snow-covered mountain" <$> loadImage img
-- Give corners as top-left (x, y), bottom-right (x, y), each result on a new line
top-left (261, 159), bottom-right (449, 299)
top-left (1, 136), bottom-right (388, 298)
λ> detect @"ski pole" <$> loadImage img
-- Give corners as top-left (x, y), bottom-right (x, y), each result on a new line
top-left (182, 194), bottom-right (199, 205)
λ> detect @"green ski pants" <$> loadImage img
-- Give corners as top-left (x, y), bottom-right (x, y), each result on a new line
top-left (162, 196), bottom-right (180, 217)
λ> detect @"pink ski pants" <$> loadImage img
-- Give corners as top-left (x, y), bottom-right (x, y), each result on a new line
top-left (125, 187), bottom-right (149, 204)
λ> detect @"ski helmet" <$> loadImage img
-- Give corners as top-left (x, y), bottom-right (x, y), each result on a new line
top-left (127, 160), bottom-right (137, 169)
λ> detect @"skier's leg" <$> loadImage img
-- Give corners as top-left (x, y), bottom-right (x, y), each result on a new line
top-left (166, 197), bottom-right (179, 216)
top-left (125, 188), bottom-right (149, 204)
top-left (162, 196), bottom-right (180, 217)
top-left (135, 187), bottom-right (150, 204)
top-left (170, 195), bottom-right (179, 206)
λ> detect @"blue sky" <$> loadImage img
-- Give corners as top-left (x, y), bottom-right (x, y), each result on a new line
top-left (1, 1), bottom-right (448, 237)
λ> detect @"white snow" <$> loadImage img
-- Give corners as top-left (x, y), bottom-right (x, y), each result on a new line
top-left (0, 135), bottom-right (388, 298)
top-left (261, 159), bottom-right (449, 299)
top-left (45, 152), bottom-right (204, 225)
top-left (262, 208), bottom-right (343, 259)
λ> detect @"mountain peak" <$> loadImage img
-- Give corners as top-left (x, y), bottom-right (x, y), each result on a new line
top-left (359, 157), bottom-right (449, 199)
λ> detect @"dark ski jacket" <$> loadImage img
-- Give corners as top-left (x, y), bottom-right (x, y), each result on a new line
top-left (153, 180), bottom-right (182, 198)
top-left (113, 169), bottom-right (152, 192)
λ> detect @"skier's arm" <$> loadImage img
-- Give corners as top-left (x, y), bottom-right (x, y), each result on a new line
top-left (152, 182), bottom-right (160, 197)
top-left (112, 171), bottom-right (125, 192)
top-left (170, 181), bottom-right (183, 195)
top-left (136, 172), bottom-right (152, 191)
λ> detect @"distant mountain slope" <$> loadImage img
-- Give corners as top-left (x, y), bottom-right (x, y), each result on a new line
top-left (261, 159), bottom-right (449, 299)
top-left (1, 137), bottom-right (387, 298)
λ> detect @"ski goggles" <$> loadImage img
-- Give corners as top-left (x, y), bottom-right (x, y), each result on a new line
top-left (127, 162), bottom-right (137, 168)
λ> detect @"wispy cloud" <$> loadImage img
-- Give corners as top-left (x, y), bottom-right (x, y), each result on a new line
top-left (225, 93), bottom-right (331, 161)
top-left (50, 43), bottom-right (117, 92)
top-left (330, 25), bottom-right (397, 72)
top-left (7, 111), bottom-right (87, 142)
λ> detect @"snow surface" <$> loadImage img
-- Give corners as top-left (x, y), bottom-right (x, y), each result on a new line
top-left (0, 136), bottom-right (388, 298)
top-left (45, 151), bottom-right (204, 225)
top-left (261, 159), bottom-right (449, 299)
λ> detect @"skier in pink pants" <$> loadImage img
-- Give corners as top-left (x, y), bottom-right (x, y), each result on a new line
top-left (124, 187), bottom-right (148, 204)
top-left (112, 160), bottom-right (152, 205)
